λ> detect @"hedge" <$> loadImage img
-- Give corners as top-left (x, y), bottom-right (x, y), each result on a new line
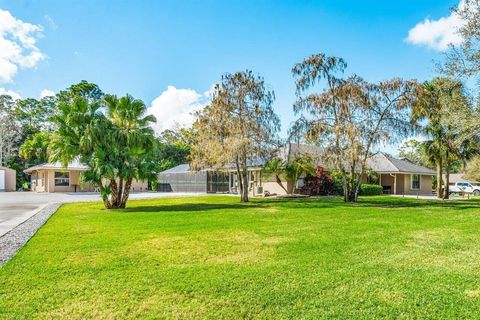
top-left (360, 184), bottom-right (383, 196)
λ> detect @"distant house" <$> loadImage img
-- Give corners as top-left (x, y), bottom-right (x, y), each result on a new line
top-left (367, 154), bottom-right (435, 195)
top-left (24, 160), bottom-right (148, 193)
top-left (443, 173), bottom-right (479, 185)
top-left (158, 144), bottom-right (436, 196)
top-left (0, 166), bottom-right (16, 192)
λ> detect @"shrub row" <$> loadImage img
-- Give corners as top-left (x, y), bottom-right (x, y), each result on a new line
top-left (359, 184), bottom-right (383, 196)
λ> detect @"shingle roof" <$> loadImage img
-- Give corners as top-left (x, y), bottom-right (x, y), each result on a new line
top-left (24, 159), bottom-right (89, 173)
top-left (159, 164), bottom-right (191, 174)
top-left (367, 154), bottom-right (435, 175)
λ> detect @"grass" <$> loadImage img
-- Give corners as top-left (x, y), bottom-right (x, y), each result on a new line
top-left (2, 196), bottom-right (480, 319)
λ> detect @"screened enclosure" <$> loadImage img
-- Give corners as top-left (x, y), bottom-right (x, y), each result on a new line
top-left (158, 164), bottom-right (207, 193)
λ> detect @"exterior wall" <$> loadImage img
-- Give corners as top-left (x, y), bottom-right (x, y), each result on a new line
top-left (31, 169), bottom-right (95, 193)
top-left (379, 173), bottom-right (433, 195)
top-left (130, 179), bottom-right (148, 192)
top-left (263, 181), bottom-right (288, 196)
top-left (403, 174), bottom-right (433, 195)
top-left (0, 167), bottom-right (16, 191)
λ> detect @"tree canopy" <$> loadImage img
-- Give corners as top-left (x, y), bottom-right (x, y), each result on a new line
top-left (292, 53), bottom-right (418, 202)
top-left (191, 70), bottom-right (281, 202)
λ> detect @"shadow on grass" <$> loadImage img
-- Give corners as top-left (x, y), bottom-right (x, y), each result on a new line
top-left (257, 196), bottom-right (480, 211)
top-left (119, 196), bottom-right (480, 214)
top-left (121, 203), bottom-right (249, 213)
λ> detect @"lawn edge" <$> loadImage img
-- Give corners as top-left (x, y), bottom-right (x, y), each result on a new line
top-left (0, 203), bottom-right (62, 267)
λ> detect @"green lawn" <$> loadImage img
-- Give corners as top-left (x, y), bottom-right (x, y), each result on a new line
top-left (2, 196), bottom-right (480, 319)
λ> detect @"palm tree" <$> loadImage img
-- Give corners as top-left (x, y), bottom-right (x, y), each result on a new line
top-left (413, 81), bottom-right (445, 199)
top-left (284, 154), bottom-right (315, 194)
top-left (49, 94), bottom-right (158, 209)
top-left (103, 94), bottom-right (157, 208)
top-left (263, 158), bottom-right (288, 193)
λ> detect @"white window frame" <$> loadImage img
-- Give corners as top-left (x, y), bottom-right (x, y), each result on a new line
top-left (411, 174), bottom-right (421, 190)
top-left (54, 171), bottom-right (70, 187)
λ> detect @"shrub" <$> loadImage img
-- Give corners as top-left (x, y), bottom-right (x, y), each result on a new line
top-left (302, 166), bottom-right (337, 195)
top-left (360, 184), bottom-right (383, 196)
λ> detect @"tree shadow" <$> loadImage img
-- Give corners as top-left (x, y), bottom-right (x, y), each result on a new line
top-left (121, 203), bottom-right (249, 213)
top-left (119, 196), bottom-right (480, 214)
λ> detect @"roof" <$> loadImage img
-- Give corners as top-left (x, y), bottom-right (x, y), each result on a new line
top-left (0, 166), bottom-right (15, 173)
top-left (24, 159), bottom-right (89, 173)
top-left (159, 164), bottom-right (191, 174)
top-left (444, 173), bottom-right (479, 184)
top-left (367, 154), bottom-right (435, 175)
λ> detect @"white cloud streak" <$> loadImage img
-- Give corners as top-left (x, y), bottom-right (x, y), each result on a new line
top-left (0, 87), bottom-right (20, 100)
top-left (40, 89), bottom-right (54, 98)
top-left (0, 8), bottom-right (45, 83)
top-left (406, 1), bottom-right (465, 51)
top-left (147, 86), bottom-right (211, 134)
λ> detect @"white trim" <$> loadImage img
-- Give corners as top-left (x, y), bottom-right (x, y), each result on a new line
top-left (410, 174), bottom-right (421, 190)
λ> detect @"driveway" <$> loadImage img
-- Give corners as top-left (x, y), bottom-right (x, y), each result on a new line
top-left (0, 192), bottom-right (204, 237)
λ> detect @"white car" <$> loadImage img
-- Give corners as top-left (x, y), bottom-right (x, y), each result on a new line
top-left (448, 181), bottom-right (480, 196)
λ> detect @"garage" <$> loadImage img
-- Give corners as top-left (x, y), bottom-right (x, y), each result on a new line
top-left (0, 166), bottom-right (16, 192)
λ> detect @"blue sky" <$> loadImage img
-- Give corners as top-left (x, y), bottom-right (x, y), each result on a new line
top-left (0, 0), bottom-right (462, 153)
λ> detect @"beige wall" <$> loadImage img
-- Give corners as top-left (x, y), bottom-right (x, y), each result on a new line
top-left (403, 174), bottom-right (433, 195)
top-left (379, 173), bottom-right (433, 195)
top-left (31, 169), bottom-right (95, 192)
top-left (263, 181), bottom-right (288, 196)
top-left (0, 167), bottom-right (16, 191)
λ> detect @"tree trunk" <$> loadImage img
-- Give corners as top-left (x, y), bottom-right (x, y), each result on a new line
top-left (240, 170), bottom-right (249, 202)
top-left (436, 158), bottom-right (443, 199)
top-left (275, 175), bottom-right (288, 194)
top-left (99, 182), bottom-right (112, 209)
top-left (236, 153), bottom-right (249, 203)
top-left (444, 159), bottom-right (450, 200)
top-left (109, 179), bottom-right (119, 208)
top-left (119, 177), bottom-right (133, 208)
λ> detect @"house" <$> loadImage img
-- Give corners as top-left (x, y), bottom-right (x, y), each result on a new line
top-left (158, 163), bottom-right (263, 196)
top-left (158, 143), bottom-right (436, 196)
top-left (24, 160), bottom-right (148, 193)
top-left (443, 173), bottom-right (479, 185)
top-left (367, 154), bottom-right (435, 195)
top-left (0, 166), bottom-right (16, 192)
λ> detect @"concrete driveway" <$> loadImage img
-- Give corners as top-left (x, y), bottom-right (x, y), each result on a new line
top-left (0, 192), bottom-right (204, 237)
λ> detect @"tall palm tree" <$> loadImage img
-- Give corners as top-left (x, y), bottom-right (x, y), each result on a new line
top-left (103, 94), bottom-right (157, 208)
top-left (413, 81), bottom-right (445, 199)
top-left (50, 94), bottom-right (158, 209)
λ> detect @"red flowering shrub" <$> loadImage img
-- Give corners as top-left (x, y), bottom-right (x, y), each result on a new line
top-left (302, 166), bottom-right (337, 196)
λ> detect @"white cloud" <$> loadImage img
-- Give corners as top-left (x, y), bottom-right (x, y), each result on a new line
top-left (0, 87), bottom-right (20, 100)
top-left (40, 89), bottom-right (54, 98)
top-left (44, 15), bottom-right (58, 30)
top-left (406, 1), bottom-right (465, 51)
top-left (147, 86), bottom-right (210, 134)
top-left (0, 8), bottom-right (45, 83)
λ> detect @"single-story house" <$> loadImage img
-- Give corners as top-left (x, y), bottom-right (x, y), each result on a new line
top-left (443, 173), bottom-right (479, 185)
top-left (158, 143), bottom-right (435, 196)
top-left (24, 160), bottom-right (148, 193)
top-left (158, 163), bottom-right (264, 196)
top-left (366, 154), bottom-right (435, 195)
top-left (0, 166), bottom-right (16, 192)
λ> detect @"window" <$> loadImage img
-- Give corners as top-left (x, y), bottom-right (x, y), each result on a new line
top-left (411, 174), bottom-right (420, 190)
top-left (54, 172), bottom-right (70, 186)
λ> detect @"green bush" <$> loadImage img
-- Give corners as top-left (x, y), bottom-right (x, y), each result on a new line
top-left (360, 184), bottom-right (383, 196)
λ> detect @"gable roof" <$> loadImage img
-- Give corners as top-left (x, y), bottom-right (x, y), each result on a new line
top-left (24, 159), bottom-right (89, 173)
top-left (367, 153), bottom-right (435, 175)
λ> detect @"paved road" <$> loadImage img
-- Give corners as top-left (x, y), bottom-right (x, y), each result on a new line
top-left (0, 192), bottom-right (204, 237)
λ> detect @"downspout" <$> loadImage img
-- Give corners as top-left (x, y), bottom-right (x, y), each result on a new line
top-left (390, 173), bottom-right (397, 195)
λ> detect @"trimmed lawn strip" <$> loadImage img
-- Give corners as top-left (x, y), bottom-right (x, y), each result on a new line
top-left (1, 196), bottom-right (480, 318)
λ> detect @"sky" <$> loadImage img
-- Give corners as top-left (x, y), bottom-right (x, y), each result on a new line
top-left (0, 0), bottom-right (465, 154)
